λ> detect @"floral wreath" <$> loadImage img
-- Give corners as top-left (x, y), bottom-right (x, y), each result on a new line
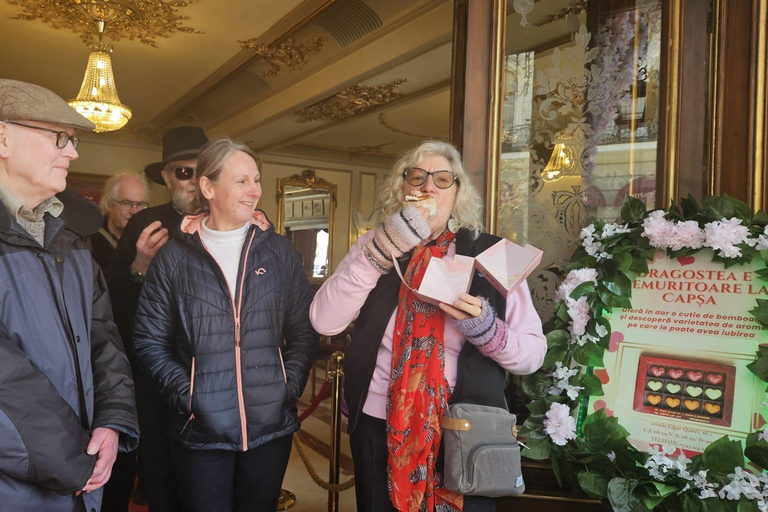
top-left (520, 194), bottom-right (768, 511)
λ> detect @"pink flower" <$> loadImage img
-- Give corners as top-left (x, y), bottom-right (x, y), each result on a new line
top-left (566, 296), bottom-right (590, 336)
top-left (556, 268), bottom-right (599, 302)
top-left (642, 210), bottom-right (675, 249)
top-left (704, 218), bottom-right (752, 258)
top-left (671, 221), bottom-right (705, 251)
top-left (544, 402), bottom-right (577, 446)
top-left (754, 226), bottom-right (768, 251)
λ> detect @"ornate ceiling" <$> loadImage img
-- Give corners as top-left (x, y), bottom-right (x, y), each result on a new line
top-left (1, 0), bottom-right (574, 168)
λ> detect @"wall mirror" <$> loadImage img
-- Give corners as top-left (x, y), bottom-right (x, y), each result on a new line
top-left (276, 169), bottom-right (337, 281)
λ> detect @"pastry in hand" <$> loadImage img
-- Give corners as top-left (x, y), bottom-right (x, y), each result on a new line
top-left (403, 190), bottom-right (436, 216)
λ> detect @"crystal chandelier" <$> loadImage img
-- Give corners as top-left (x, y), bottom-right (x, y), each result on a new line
top-left (68, 20), bottom-right (131, 133)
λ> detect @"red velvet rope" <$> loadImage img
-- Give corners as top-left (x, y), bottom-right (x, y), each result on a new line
top-left (298, 380), bottom-right (331, 422)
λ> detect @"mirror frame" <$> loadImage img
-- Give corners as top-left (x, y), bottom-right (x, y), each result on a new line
top-left (276, 169), bottom-right (338, 281)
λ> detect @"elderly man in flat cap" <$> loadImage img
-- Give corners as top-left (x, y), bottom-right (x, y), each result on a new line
top-left (0, 79), bottom-right (138, 512)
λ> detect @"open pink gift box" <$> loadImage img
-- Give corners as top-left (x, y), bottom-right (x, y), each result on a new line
top-left (395, 239), bottom-right (543, 305)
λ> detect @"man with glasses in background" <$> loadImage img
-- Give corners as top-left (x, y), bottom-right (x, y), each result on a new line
top-left (0, 79), bottom-right (138, 511)
top-left (107, 126), bottom-right (208, 512)
top-left (90, 173), bottom-right (149, 270)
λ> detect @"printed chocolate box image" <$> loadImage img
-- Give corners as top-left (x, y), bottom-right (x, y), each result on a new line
top-left (633, 355), bottom-right (734, 427)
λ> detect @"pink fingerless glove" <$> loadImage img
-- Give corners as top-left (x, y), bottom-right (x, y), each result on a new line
top-left (453, 297), bottom-right (508, 357)
top-left (363, 205), bottom-right (431, 273)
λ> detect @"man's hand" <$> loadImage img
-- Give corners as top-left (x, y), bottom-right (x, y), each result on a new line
top-left (81, 427), bottom-right (119, 493)
top-left (131, 220), bottom-right (169, 275)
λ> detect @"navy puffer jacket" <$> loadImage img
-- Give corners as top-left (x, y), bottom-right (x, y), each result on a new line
top-left (133, 211), bottom-right (318, 450)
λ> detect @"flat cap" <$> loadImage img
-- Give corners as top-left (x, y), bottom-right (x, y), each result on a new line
top-left (0, 79), bottom-right (95, 131)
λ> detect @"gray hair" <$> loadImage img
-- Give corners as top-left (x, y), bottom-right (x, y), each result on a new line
top-left (99, 173), bottom-right (149, 214)
top-left (377, 141), bottom-right (484, 237)
top-left (194, 138), bottom-right (261, 212)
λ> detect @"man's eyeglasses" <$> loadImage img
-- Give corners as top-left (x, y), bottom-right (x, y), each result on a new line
top-left (115, 200), bottom-right (149, 212)
top-left (4, 121), bottom-right (79, 150)
top-left (168, 166), bottom-right (195, 181)
top-left (402, 167), bottom-right (458, 189)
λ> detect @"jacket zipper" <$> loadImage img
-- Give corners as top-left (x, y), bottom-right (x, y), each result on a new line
top-left (180, 357), bottom-right (196, 434)
top-left (198, 229), bottom-right (256, 451)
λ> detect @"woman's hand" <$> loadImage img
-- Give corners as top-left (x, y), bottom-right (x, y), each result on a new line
top-left (362, 205), bottom-right (431, 273)
top-left (439, 293), bottom-right (483, 321)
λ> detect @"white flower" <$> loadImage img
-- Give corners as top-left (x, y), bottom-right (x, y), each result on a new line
top-left (595, 324), bottom-right (608, 338)
top-left (704, 217), bottom-right (753, 258)
top-left (571, 332), bottom-right (600, 347)
top-left (601, 222), bottom-right (631, 238)
top-left (548, 362), bottom-right (584, 400)
top-left (755, 225), bottom-right (768, 251)
top-left (543, 402), bottom-right (577, 446)
top-left (606, 451), bottom-right (616, 462)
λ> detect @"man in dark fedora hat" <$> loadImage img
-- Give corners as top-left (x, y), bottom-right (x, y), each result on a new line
top-left (0, 79), bottom-right (138, 511)
top-left (105, 125), bottom-right (208, 512)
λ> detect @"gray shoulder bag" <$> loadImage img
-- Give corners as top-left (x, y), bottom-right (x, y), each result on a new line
top-left (441, 403), bottom-right (525, 497)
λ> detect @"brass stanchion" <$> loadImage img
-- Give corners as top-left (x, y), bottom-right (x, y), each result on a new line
top-left (328, 351), bottom-right (344, 512)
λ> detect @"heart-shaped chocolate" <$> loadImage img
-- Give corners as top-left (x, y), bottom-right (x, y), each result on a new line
top-left (666, 397), bottom-right (681, 408)
top-left (705, 388), bottom-right (723, 400)
top-left (668, 368), bottom-right (683, 379)
top-left (686, 386), bottom-right (702, 397)
top-left (686, 370), bottom-right (703, 382)
top-left (707, 373), bottom-right (723, 385)
top-left (683, 399), bottom-right (700, 411)
top-left (704, 403), bottom-right (721, 415)
top-left (650, 366), bottom-right (665, 377)
top-left (647, 394), bottom-right (661, 405)
top-left (666, 383), bottom-right (681, 394)
top-left (647, 381), bottom-right (663, 391)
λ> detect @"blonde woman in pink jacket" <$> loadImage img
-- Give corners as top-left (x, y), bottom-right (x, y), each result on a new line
top-left (310, 141), bottom-right (546, 512)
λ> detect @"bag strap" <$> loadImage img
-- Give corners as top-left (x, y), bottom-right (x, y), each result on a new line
top-left (441, 417), bottom-right (472, 431)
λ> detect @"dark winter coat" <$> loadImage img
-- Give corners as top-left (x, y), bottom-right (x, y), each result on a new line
top-left (0, 188), bottom-right (138, 512)
top-left (133, 211), bottom-right (318, 451)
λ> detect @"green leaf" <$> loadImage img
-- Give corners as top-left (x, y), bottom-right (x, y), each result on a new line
top-left (620, 195), bottom-right (648, 223)
top-left (549, 452), bottom-right (565, 487)
top-left (521, 437), bottom-right (551, 460)
top-left (607, 478), bottom-right (642, 512)
top-left (744, 430), bottom-right (768, 470)
top-left (519, 414), bottom-right (547, 439)
top-left (700, 497), bottom-right (727, 512)
top-left (570, 281), bottom-right (596, 299)
top-left (749, 298), bottom-right (768, 327)
top-left (580, 372), bottom-right (605, 397)
top-left (737, 498), bottom-right (760, 512)
top-left (722, 194), bottom-right (753, 220)
top-left (598, 285), bottom-right (633, 309)
top-left (543, 345), bottom-right (568, 369)
top-left (577, 470), bottom-right (609, 499)
top-left (753, 210), bottom-right (768, 226)
top-left (606, 270), bottom-right (633, 297)
top-left (573, 343), bottom-right (605, 367)
top-left (700, 436), bottom-right (745, 478)
top-left (747, 344), bottom-right (768, 383)
top-left (703, 195), bottom-right (736, 220)
top-left (615, 251), bottom-right (633, 272)
top-left (582, 408), bottom-right (630, 452)
top-left (630, 256), bottom-right (650, 274)
top-left (522, 372), bottom-right (553, 399)
top-left (546, 329), bottom-right (570, 348)
top-left (755, 268), bottom-right (768, 282)
top-left (680, 492), bottom-right (702, 512)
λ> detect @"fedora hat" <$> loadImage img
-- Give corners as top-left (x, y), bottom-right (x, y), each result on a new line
top-left (145, 126), bottom-right (208, 185)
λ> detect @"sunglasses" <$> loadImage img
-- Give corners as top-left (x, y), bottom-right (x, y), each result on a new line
top-left (168, 166), bottom-right (196, 181)
top-left (402, 167), bottom-right (458, 189)
top-left (115, 200), bottom-right (149, 212)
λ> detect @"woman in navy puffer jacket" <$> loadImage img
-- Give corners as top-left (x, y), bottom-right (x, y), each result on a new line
top-left (134, 138), bottom-right (318, 512)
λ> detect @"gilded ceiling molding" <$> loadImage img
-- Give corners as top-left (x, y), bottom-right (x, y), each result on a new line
top-left (347, 142), bottom-right (394, 158)
top-left (239, 36), bottom-right (327, 77)
top-left (533, 0), bottom-right (586, 27)
top-left (7, 0), bottom-right (201, 47)
top-left (377, 113), bottom-right (441, 140)
top-left (295, 79), bottom-right (406, 123)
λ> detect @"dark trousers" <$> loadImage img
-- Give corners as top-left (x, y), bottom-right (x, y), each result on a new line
top-left (170, 434), bottom-right (293, 512)
top-left (135, 371), bottom-right (181, 512)
top-left (101, 450), bottom-right (136, 512)
top-left (349, 413), bottom-right (496, 512)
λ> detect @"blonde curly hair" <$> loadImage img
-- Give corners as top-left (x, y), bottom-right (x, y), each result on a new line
top-left (377, 141), bottom-right (484, 238)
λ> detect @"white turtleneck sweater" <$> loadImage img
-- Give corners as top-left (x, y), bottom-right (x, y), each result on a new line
top-left (199, 218), bottom-right (250, 298)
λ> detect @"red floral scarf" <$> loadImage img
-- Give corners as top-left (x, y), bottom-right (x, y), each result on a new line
top-left (386, 229), bottom-right (462, 512)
